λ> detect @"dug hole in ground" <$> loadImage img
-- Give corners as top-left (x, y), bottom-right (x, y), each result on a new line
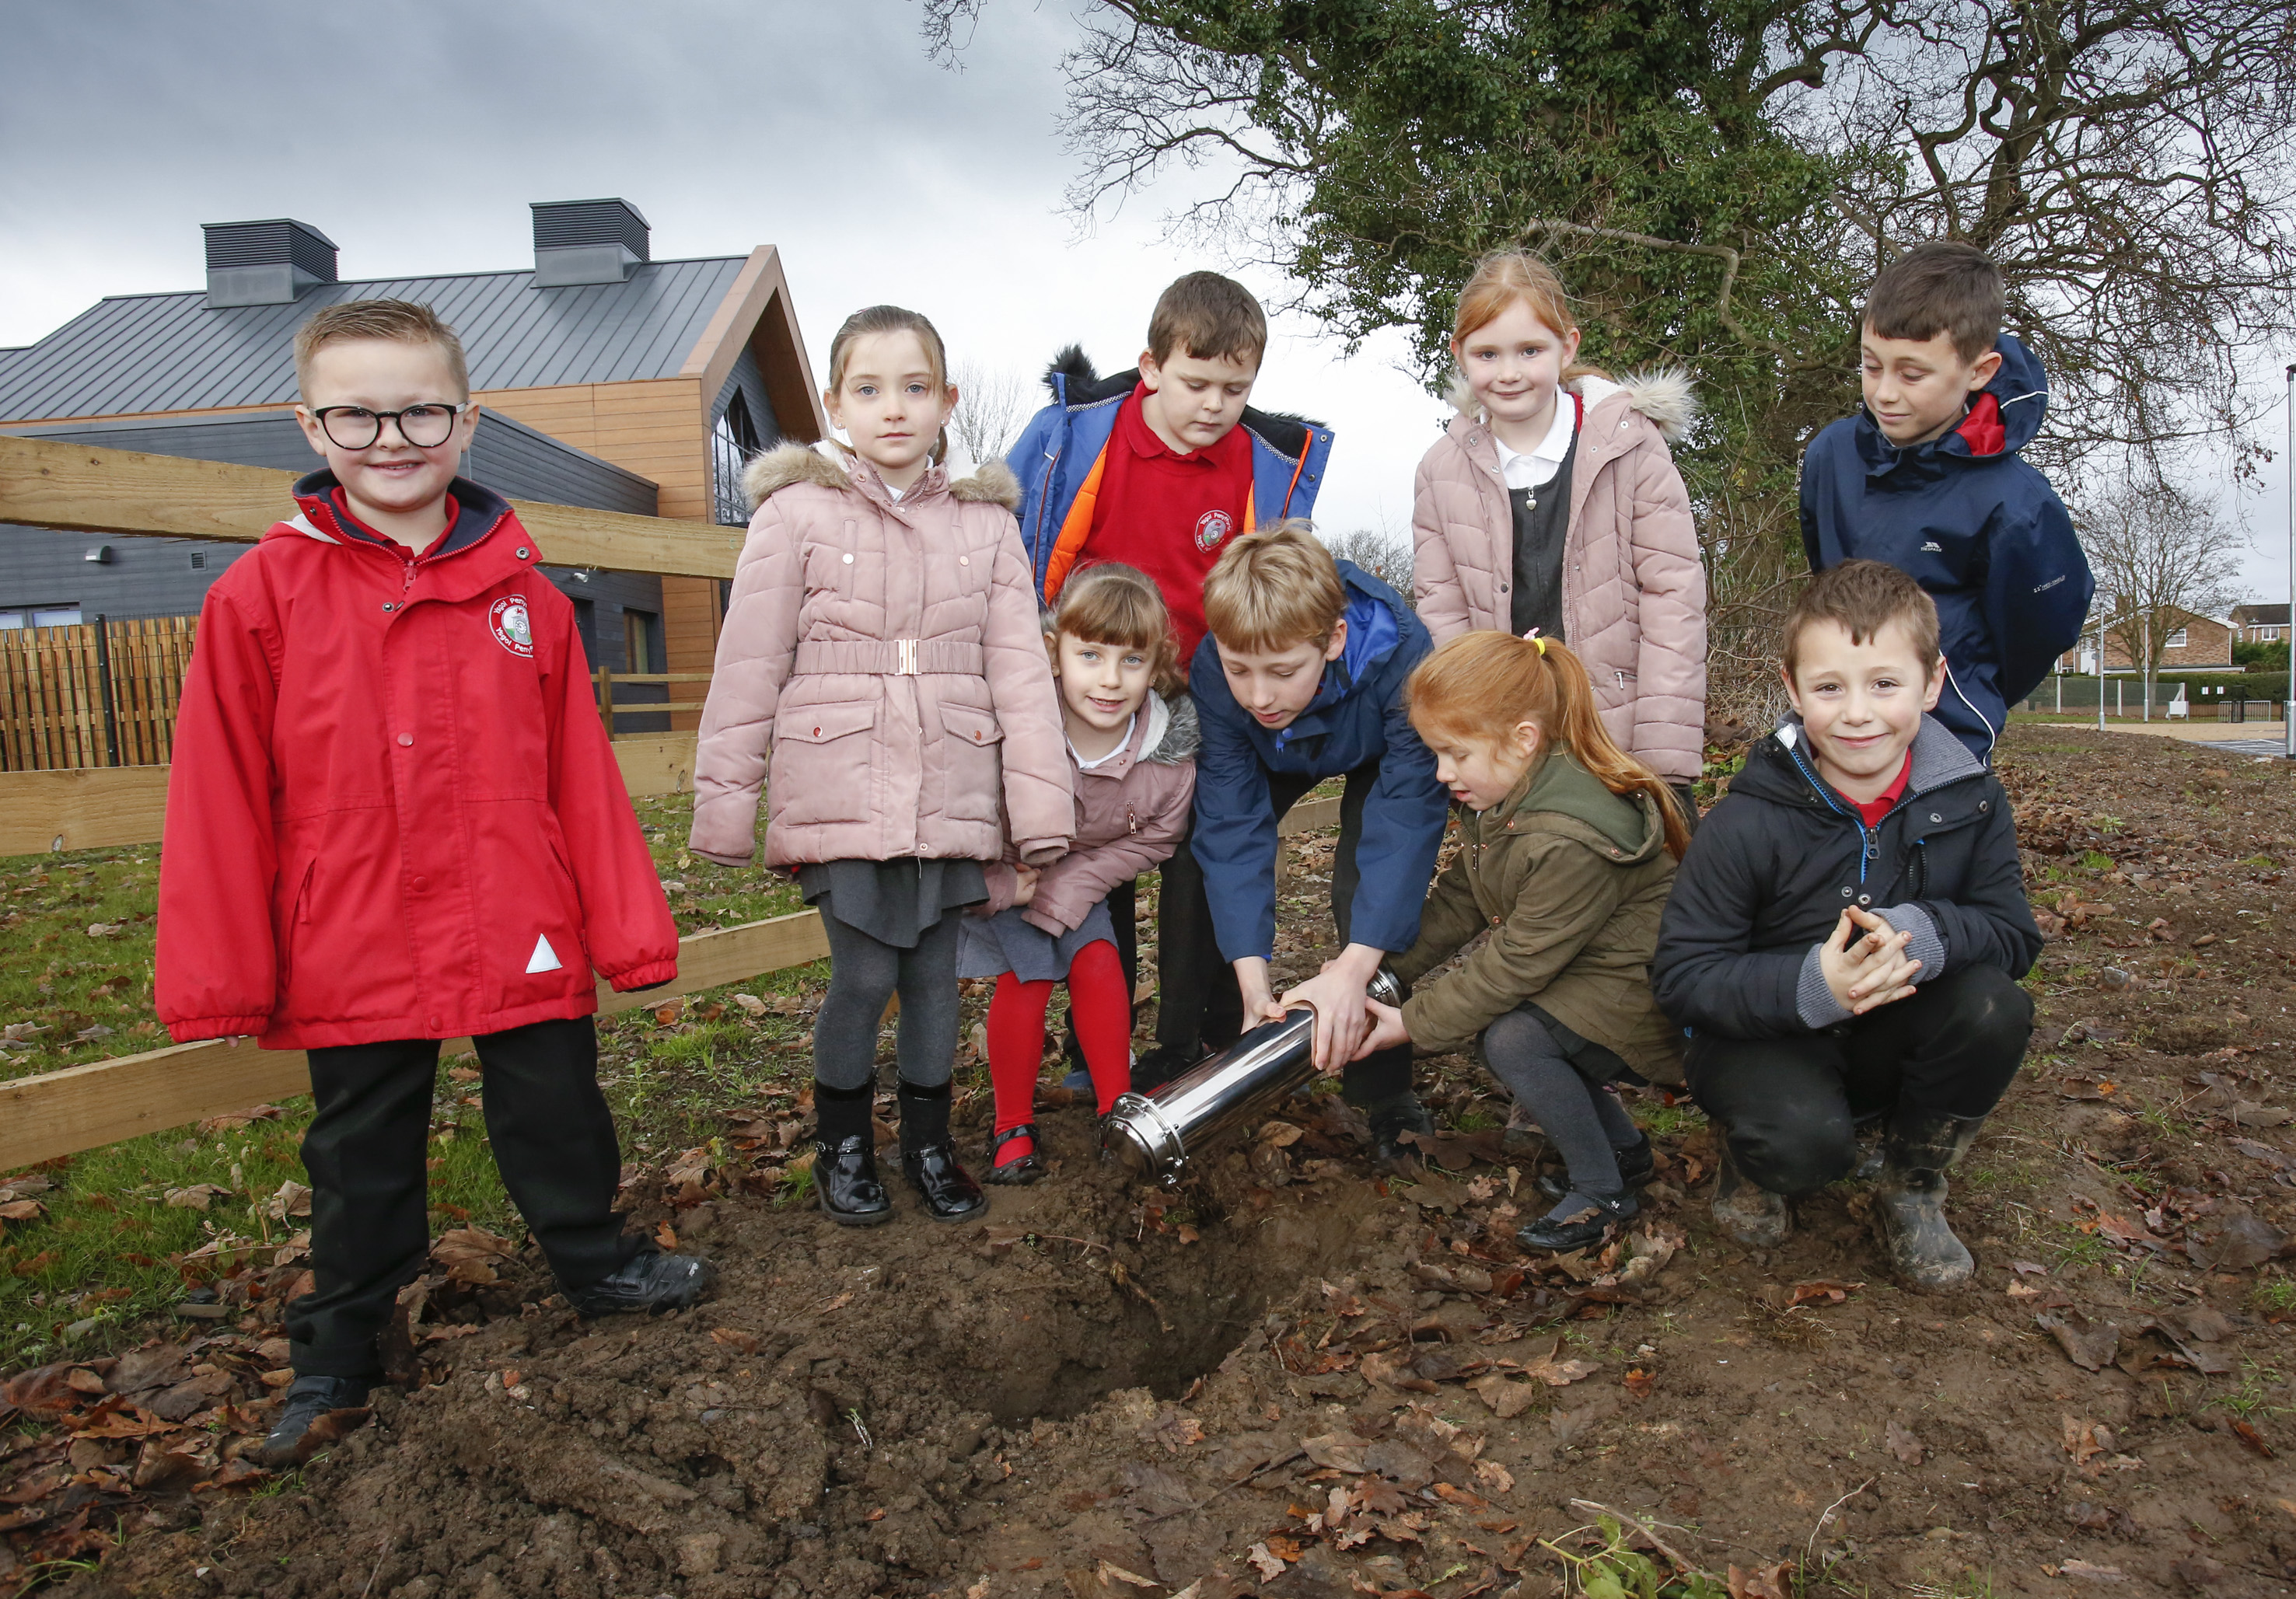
top-left (6, 724), bottom-right (2296, 1598)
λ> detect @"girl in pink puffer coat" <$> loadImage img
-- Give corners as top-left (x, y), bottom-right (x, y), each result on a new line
top-left (956, 563), bottom-right (1197, 1184)
top-left (1411, 252), bottom-right (1708, 810)
top-left (690, 305), bottom-right (1072, 1227)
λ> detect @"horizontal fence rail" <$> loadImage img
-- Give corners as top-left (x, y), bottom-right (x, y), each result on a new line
top-left (0, 796), bottom-right (1345, 1169)
top-left (0, 434), bottom-right (746, 580)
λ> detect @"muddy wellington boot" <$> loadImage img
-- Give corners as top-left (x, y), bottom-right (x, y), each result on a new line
top-left (1873, 1109), bottom-right (1985, 1290)
top-left (1711, 1142), bottom-right (1791, 1249)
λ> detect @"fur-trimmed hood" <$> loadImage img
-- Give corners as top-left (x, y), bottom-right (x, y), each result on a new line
top-left (740, 439), bottom-right (1022, 514)
top-left (1141, 690), bottom-right (1200, 766)
top-left (1444, 368), bottom-right (1697, 444)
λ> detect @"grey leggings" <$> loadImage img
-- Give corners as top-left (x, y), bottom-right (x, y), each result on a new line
top-left (1481, 1006), bottom-right (1641, 1197)
top-left (813, 908), bottom-right (964, 1091)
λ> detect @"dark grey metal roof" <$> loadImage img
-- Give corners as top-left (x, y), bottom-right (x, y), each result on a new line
top-left (0, 256), bottom-right (749, 423)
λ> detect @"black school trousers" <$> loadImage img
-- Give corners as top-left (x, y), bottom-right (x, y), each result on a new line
top-left (1683, 964), bottom-right (2032, 1198)
top-left (1148, 758), bottom-right (1415, 1106)
top-left (288, 1014), bottom-right (638, 1378)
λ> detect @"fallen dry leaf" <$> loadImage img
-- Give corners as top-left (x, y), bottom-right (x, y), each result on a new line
top-left (1258, 1119), bottom-right (1305, 1147)
top-left (731, 993), bottom-right (767, 1016)
top-left (0, 1199), bottom-right (44, 1222)
top-left (1785, 1279), bottom-right (1861, 1307)
top-left (2056, 1558), bottom-right (2126, 1582)
top-left (163, 1185), bottom-right (230, 1211)
top-left (1885, 1419), bottom-right (1922, 1465)
top-left (1469, 1374), bottom-right (1539, 1419)
top-left (1098, 1560), bottom-right (1158, 1587)
top-left (1728, 1561), bottom-right (1793, 1599)
top-left (432, 1226), bottom-right (518, 1285)
top-left (1473, 1459), bottom-right (1514, 1495)
top-left (1246, 1542), bottom-right (1286, 1582)
top-left (710, 1328), bottom-right (761, 1354)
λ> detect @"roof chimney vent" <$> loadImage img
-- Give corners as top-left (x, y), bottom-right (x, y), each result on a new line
top-left (203, 219), bottom-right (338, 308)
top-left (531, 198), bottom-right (651, 288)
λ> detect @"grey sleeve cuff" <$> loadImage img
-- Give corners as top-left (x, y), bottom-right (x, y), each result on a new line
top-left (1873, 903), bottom-right (1946, 983)
top-left (1795, 943), bottom-right (1852, 1029)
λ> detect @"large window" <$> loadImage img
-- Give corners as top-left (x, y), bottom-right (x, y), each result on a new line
top-left (0, 606), bottom-right (84, 630)
top-left (710, 392), bottom-right (763, 526)
top-left (2166, 627), bottom-right (2188, 648)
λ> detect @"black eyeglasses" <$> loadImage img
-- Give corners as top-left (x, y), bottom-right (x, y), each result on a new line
top-left (308, 403), bottom-right (467, 450)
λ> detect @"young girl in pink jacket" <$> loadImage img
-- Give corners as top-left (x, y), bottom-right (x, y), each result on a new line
top-left (959, 563), bottom-right (1197, 1183)
top-left (690, 305), bottom-right (1073, 1227)
top-left (1411, 252), bottom-right (1708, 819)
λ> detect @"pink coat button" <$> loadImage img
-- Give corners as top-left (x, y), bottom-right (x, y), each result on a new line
top-left (397, 734), bottom-right (413, 747)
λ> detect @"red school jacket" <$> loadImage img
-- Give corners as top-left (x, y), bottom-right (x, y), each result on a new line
top-left (156, 473), bottom-right (678, 1049)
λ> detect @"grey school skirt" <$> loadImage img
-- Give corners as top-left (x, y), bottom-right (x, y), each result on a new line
top-left (957, 900), bottom-right (1119, 985)
top-left (796, 857), bottom-right (987, 948)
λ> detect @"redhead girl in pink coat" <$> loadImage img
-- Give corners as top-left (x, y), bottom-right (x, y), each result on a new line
top-left (690, 305), bottom-right (1072, 1227)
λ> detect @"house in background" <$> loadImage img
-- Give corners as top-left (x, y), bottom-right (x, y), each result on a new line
top-left (0, 199), bottom-right (826, 729)
top-left (2057, 605), bottom-right (2235, 674)
top-left (2233, 603), bottom-right (2290, 644)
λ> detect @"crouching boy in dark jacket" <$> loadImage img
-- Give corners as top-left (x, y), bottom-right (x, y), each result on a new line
top-left (1651, 561), bottom-right (2040, 1288)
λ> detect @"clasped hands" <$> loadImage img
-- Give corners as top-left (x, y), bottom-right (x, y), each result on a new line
top-left (1820, 905), bottom-right (1921, 1014)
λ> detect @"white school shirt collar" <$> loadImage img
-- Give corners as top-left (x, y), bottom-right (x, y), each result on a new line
top-left (1069, 712), bottom-right (1136, 771)
top-left (1493, 393), bottom-right (1579, 491)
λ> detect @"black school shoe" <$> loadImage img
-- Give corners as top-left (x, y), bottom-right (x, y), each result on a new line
top-left (816, 1134), bottom-right (894, 1226)
top-left (1536, 1133), bottom-right (1655, 1199)
top-left (903, 1143), bottom-right (988, 1221)
top-left (568, 1249), bottom-right (714, 1318)
top-left (984, 1122), bottom-right (1047, 1185)
top-left (1129, 1044), bottom-right (1193, 1096)
top-left (1516, 1188), bottom-right (1639, 1253)
top-left (1364, 1092), bottom-right (1437, 1168)
top-left (255, 1374), bottom-right (372, 1468)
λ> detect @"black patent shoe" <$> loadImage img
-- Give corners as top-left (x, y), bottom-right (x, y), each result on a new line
top-left (984, 1123), bottom-right (1047, 1185)
top-left (1365, 1092), bottom-right (1437, 1168)
top-left (815, 1134), bottom-right (894, 1226)
top-left (1537, 1133), bottom-right (1655, 1199)
top-left (903, 1143), bottom-right (988, 1221)
top-left (256, 1374), bottom-right (372, 1468)
top-left (568, 1248), bottom-right (714, 1317)
top-left (1515, 1188), bottom-right (1639, 1253)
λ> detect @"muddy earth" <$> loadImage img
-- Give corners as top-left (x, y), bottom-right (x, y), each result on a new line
top-left (9, 724), bottom-right (2296, 1597)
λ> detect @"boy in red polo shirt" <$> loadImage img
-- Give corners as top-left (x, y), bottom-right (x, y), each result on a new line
top-left (158, 299), bottom-right (710, 1467)
top-left (1008, 274), bottom-right (1335, 1083)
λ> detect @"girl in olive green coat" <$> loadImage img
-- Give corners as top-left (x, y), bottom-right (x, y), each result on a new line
top-left (1358, 630), bottom-right (1688, 1252)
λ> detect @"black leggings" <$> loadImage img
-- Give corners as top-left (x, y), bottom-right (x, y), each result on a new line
top-left (813, 906), bottom-right (965, 1091)
top-left (1683, 964), bottom-right (2032, 1196)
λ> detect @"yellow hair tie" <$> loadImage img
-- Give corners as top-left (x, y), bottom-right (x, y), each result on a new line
top-left (1528, 631), bottom-right (1548, 656)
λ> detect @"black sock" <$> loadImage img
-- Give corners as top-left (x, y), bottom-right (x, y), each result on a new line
top-left (898, 1080), bottom-right (952, 1152)
top-left (816, 1081), bottom-right (873, 1147)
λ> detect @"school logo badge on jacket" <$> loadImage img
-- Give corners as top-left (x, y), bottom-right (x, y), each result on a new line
top-left (1193, 508), bottom-right (1233, 551)
top-left (491, 595), bottom-right (534, 657)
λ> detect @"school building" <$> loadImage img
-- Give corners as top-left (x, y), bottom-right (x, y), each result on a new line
top-left (0, 199), bottom-right (826, 731)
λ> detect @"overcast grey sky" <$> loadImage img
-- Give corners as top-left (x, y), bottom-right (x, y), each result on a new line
top-left (2, 0), bottom-right (2286, 606)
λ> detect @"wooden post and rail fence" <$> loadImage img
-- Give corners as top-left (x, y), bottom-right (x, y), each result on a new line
top-left (0, 433), bottom-right (1342, 1172)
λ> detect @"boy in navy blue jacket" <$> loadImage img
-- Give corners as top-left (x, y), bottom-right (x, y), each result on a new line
top-left (1800, 242), bottom-right (2092, 762)
top-left (1652, 563), bottom-right (2040, 1290)
top-left (1190, 523), bottom-right (1449, 1164)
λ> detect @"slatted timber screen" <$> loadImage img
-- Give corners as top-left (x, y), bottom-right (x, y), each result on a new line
top-left (0, 615), bottom-right (198, 771)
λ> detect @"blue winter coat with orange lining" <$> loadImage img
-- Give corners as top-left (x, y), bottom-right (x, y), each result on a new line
top-left (1005, 352), bottom-right (1336, 602)
top-left (1799, 333), bottom-right (2093, 760)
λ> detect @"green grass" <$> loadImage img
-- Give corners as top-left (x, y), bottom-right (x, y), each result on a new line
top-left (2212, 1360), bottom-right (2294, 1419)
top-left (0, 784), bottom-right (848, 1373)
top-left (1637, 1098), bottom-right (1709, 1141)
top-left (2251, 1278), bottom-right (2296, 1316)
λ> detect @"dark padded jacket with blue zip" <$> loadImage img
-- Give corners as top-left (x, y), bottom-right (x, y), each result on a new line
top-left (1799, 334), bottom-right (2093, 762)
top-left (1650, 714), bottom-right (2039, 1040)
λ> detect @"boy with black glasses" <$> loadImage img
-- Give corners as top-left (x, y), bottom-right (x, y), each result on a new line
top-left (157, 299), bottom-right (711, 1467)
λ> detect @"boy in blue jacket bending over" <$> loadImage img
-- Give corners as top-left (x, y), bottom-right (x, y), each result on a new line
top-left (1192, 524), bottom-right (1449, 1166)
top-left (1801, 242), bottom-right (2092, 762)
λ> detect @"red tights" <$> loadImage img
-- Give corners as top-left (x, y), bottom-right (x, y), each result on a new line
top-left (987, 940), bottom-right (1131, 1165)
